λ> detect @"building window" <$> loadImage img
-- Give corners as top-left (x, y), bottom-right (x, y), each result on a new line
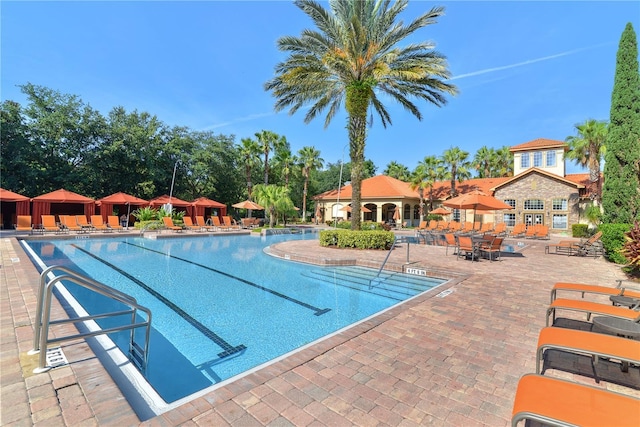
top-left (452, 209), bottom-right (460, 222)
top-left (504, 213), bottom-right (516, 227)
top-left (504, 199), bottom-right (516, 209)
top-left (546, 150), bottom-right (556, 167)
top-left (521, 153), bottom-right (530, 168)
top-left (524, 199), bottom-right (544, 210)
top-left (533, 151), bottom-right (543, 167)
top-left (552, 199), bottom-right (568, 210)
top-left (552, 214), bottom-right (568, 229)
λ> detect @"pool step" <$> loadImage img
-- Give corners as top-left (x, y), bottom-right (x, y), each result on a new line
top-left (302, 266), bottom-right (439, 301)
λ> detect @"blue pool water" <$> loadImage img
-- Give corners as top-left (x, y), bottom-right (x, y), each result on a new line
top-left (24, 233), bottom-right (445, 408)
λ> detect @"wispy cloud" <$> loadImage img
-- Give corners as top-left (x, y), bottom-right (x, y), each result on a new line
top-left (450, 43), bottom-right (612, 81)
top-left (200, 112), bottom-right (275, 131)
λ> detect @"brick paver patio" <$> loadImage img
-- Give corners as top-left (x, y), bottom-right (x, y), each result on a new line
top-left (1, 229), bottom-right (638, 426)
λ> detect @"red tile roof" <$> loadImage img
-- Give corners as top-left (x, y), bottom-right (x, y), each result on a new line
top-left (510, 138), bottom-right (567, 152)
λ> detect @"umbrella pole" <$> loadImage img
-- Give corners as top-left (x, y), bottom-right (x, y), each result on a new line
top-left (126, 203), bottom-right (131, 230)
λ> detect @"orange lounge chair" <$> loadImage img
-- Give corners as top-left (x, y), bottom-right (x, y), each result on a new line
top-left (90, 215), bottom-right (110, 232)
top-left (511, 374), bottom-right (640, 427)
top-left (533, 224), bottom-right (549, 239)
top-left (535, 326), bottom-right (640, 374)
top-left (59, 215), bottom-right (83, 233)
top-left (107, 215), bottom-right (124, 231)
top-left (41, 215), bottom-right (64, 234)
top-left (162, 216), bottom-right (183, 232)
top-left (546, 298), bottom-right (640, 326)
top-left (443, 233), bottom-right (457, 255)
top-left (524, 224), bottom-right (539, 239)
top-left (75, 215), bottom-right (94, 232)
top-left (456, 235), bottom-right (477, 261)
top-left (15, 215), bottom-right (33, 234)
top-left (508, 223), bottom-right (526, 238)
top-left (223, 216), bottom-right (241, 230)
top-left (550, 282), bottom-right (640, 303)
top-left (195, 216), bottom-right (215, 231)
top-left (493, 222), bottom-right (507, 236)
top-left (416, 220), bottom-right (428, 231)
top-left (211, 215), bottom-right (230, 231)
top-left (479, 236), bottom-right (503, 261)
top-left (182, 216), bottom-right (202, 232)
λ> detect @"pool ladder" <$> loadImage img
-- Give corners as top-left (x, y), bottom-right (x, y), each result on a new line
top-left (29, 266), bottom-right (152, 374)
top-left (369, 236), bottom-right (413, 289)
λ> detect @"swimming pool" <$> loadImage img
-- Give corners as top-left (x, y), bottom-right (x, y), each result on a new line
top-left (23, 233), bottom-right (446, 416)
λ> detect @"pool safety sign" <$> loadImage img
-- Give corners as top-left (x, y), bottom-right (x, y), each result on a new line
top-left (406, 268), bottom-right (427, 276)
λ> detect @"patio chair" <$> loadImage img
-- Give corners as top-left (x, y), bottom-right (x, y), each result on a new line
top-left (459, 222), bottom-right (474, 234)
top-left (524, 224), bottom-right (539, 239)
top-left (223, 216), bottom-right (241, 230)
top-left (546, 298), bottom-right (640, 327)
top-left (479, 236), bottom-right (503, 261)
top-left (90, 215), bottom-right (111, 232)
top-left (182, 216), bottom-right (202, 232)
top-left (447, 221), bottom-right (463, 233)
top-left (456, 235), bottom-right (477, 261)
top-left (508, 223), bottom-right (526, 238)
top-left (550, 281), bottom-right (640, 303)
top-left (75, 215), bottom-right (95, 232)
top-left (533, 224), bottom-right (549, 239)
top-left (535, 326), bottom-right (640, 375)
top-left (15, 215), bottom-right (33, 234)
top-left (59, 215), bottom-right (83, 233)
top-left (444, 233), bottom-right (458, 255)
top-left (478, 222), bottom-right (494, 234)
top-left (511, 374), bottom-right (640, 427)
top-left (196, 216), bottom-right (216, 231)
top-left (416, 220), bottom-right (428, 231)
top-left (493, 222), bottom-right (507, 236)
top-left (41, 215), bottom-right (64, 234)
top-left (212, 215), bottom-right (230, 231)
top-left (162, 216), bottom-right (183, 232)
top-left (575, 231), bottom-right (604, 257)
top-left (107, 215), bottom-right (124, 231)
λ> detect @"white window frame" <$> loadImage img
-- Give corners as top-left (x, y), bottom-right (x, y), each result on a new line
top-left (521, 153), bottom-right (530, 168)
top-left (533, 151), bottom-right (543, 167)
top-left (546, 150), bottom-right (556, 167)
top-left (552, 214), bottom-right (568, 230)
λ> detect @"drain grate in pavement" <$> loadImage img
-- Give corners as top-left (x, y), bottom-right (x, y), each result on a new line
top-left (46, 347), bottom-right (69, 368)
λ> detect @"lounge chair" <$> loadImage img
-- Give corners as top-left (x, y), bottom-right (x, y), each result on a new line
top-left (444, 233), bottom-right (457, 255)
top-left (162, 216), bottom-right (183, 232)
top-left (546, 231), bottom-right (603, 257)
top-left (550, 282), bottom-right (640, 303)
top-left (533, 224), bottom-right (549, 239)
top-left (76, 215), bottom-right (95, 232)
top-left (511, 374), bottom-right (640, 427)
top-left (535, 326), bottom-right (640, 374)
top-left (447, 221), bottom-right (463, 233)
top-left (456, 235), bottom-right (477, 261)
top-left (212, 215), bottom-right (230, 231)
top-left (478, 222), bottom-right (494, 234)
top-left (107, 215), bottom-right (124, 231)
top-left (59, 215), bottom-right (83, 233)
top-left (493, 222), bottom-right (507, 236)
top-left (182, 216), bottom-right (202, 232)
top-left (90, 215), bottom-right (111, 232)
top-left (41, 215), bottom-right (64, 234)
top-left (524, 224), bottom-right (539, 239)
top-left (479, 236), bottom-right (503, 261)
top-left (223, 216), bottom-right (241, 230)
top-left (546, 298), bottom-right (640, 326)
top-left (15, 215), bottom-right (33, 234)
top-left (416, 220), bottom-right (428, 231)
top-left (195, 216), bottom-right (216, 231)
top-left (508, 223), bottom-right (526, 238)
top-left (545, 240), bottom-right (579, 256)
top-left (458, 222), bottom-right (474, 234)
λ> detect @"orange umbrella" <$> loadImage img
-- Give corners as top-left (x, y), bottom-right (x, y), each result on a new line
top-left (97, 192), bottom-right (148, 205)
top-left (232, 200), bottom-right (264, 210)
top-left (442, 190), bottom-right (513, 211)
top-left (393, 208), bottom-right (401, 220)
top-left (429, 207), bottom-right (452, 215)
top-left (341, 205), bottom-right (371, 213)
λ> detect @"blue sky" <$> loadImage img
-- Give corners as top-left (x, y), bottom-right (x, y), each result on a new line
top-left (2, 1), bottom-right (639, 176)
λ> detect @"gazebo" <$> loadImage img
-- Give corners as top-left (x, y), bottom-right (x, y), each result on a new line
top-left (148, 195), bottom-right (191, 215)
top-left (190, 197), bottom-right (227, 219)
top-left (31, 189), bottom-right (95, 226)
top-left (0, 188), bottom-right (31, 230)
top-left (96, 192), bottom-right (149, 222)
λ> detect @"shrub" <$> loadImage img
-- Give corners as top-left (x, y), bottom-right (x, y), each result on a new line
top-left (319, 230), bottom-right (394, 250)
top-left (571, 223), bottom-right (589, 238)
top-left (599, 223), bottom-right (632, 264)
top-left (621, 221), bottom-right (640, 276)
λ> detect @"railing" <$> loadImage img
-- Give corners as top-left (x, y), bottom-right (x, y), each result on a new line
top-left (139, 220), bottom-right (162, 236)
top-left (369, 236), bottom-right (413, 289)
top-left (30, 266), bottom-right (152, 373)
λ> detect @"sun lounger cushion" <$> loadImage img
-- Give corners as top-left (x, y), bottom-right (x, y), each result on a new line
top-left (546, 298), bottom-right (640, 326)
top-left (512, 374), bottom-right (640, 427)
top-left (551, 282), bottom-right (640, 303)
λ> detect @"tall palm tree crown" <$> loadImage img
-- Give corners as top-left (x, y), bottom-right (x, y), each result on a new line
top-left (265, 0), bottom-right (457, 229)
top-left (565, 119), bottom-right (607, 202)
top-left (298, 146), bottom-right (324, 221)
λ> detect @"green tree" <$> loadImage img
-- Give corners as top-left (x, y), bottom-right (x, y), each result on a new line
top-left (265, 0), bottom-right (456, 230)
top-left (411, 155), bottom-right (443, 215)
top-left (602, 23), bottom-right (640, 223)
top-left (494, 146), bottom-right (514, 177)
top-left (273, 145), bottom-right (296, 189)
top-left (255, 130), bottom-right (286, 185)
top-left (298, 146), bottom-right (324, 222)
top-left (442, 147), bottom-right (471, 197)
top-left (0, 100), bottom-right (35, 195)
top-left (252, 184), bottom-right (293, 228)
top-left (239, 137), bottom-right (261, 200)
top-left (383, 161), bottom-right (410, 181)
top-left (565, 119), bottom-right (608, 202)
top-left (472, 146), bottom-right (495, 178)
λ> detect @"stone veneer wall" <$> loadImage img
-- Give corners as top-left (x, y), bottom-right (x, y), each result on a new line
top-left (493, 173), bottom-right (581, 231)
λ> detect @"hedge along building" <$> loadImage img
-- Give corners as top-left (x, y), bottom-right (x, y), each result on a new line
top-left (314, 138), bottom-right (595, 233)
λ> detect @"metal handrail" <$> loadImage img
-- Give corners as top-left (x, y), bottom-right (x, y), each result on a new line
top-left (30, 266), bottom-right (152, 373)
top-left (369, 236), bottom-right (412, 289)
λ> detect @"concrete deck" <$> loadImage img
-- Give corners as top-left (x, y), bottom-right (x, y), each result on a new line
top-left (1, 228), bottom-right (638, 426)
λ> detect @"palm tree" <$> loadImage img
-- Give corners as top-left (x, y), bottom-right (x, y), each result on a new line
top-left (473, 146), bottom-right (495, 178)
top-left (265, 0), bottom-right (457, 230)
top-left (416, 155), bottom-right (444, 213)
top-left (442, 147), bottom-right (471, 197)
top-left (298, 146), bottom-right (324, 222)
top-left (252, 184), bottom-right (293, 228)
top-left (409, 165), bottom-right (429, 220)
top-left (239, 137), bottom-right (261, 200)
top-left (255, 130), bottom-right (286, 185)
top-left (494, 146), bottom-right (514, 177)
top-left (383, 161), bottom-right (410, 181)
top-left (273, 146), bottom-right (296, 189)
top-left (565, 119), bottom-right (608, 202)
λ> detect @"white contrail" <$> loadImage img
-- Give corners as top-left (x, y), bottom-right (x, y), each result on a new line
top-left (450, 43), bottom-right (611, 81)
top-left (201, 112), bottom-right (274, 130)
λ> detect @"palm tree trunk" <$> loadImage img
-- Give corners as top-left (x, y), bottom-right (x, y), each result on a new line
top-left (302, 173), bottom-right (309, 222)
top-left (346, 83), bottom-right (370, 231)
